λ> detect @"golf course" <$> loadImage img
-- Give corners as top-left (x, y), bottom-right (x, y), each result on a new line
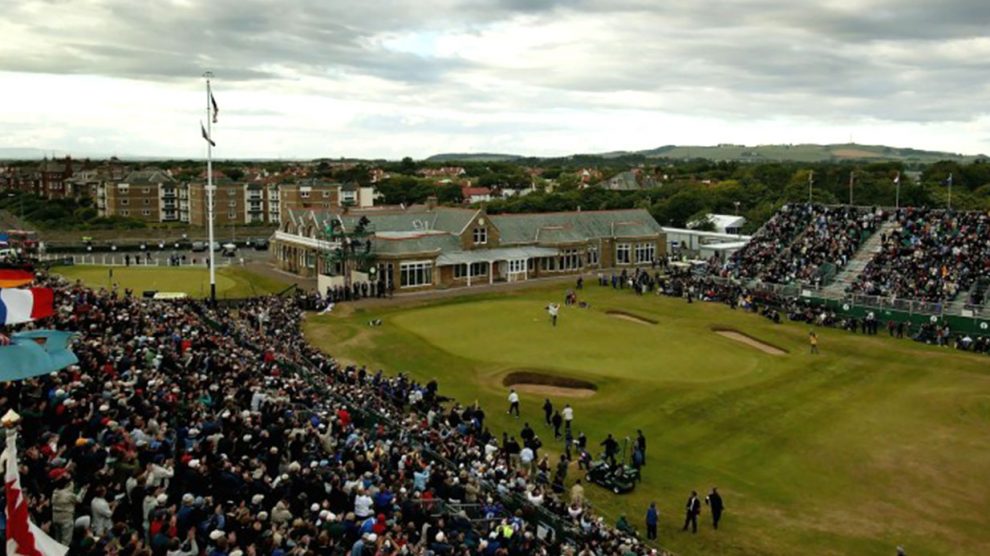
top-left (53, 265), bottom-right (295, 298)
top-left (303, 284), bottom-right (990, 556)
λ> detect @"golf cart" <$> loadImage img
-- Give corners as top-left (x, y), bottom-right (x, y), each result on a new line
top-left (584, 437), bottom-right (640, 494)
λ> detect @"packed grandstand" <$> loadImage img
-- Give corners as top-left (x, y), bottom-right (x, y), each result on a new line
top-left (3, 203), bottom-right (990, 556)
top-left (719, 204), bottom-right (990, 306)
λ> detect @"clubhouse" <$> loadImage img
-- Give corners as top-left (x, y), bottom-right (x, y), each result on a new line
top-left (271, 200), bottom-right (666, 291)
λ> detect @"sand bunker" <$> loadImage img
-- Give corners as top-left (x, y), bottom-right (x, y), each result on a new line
top-left (712, 327), bottom-right (788, 356)
top-left (605, 310), bottom-right (657, 325)
top-left (502, 370), bottom-right (597, 398)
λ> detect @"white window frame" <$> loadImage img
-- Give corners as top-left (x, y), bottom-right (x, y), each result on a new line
top-left (507, 259), bottom-right (526, 274)
top-left (473, 227), bottom-right (488, 245)
top-left (400, 260), bottom-right (433, 288)
top-left (142, 209), bottom-right (151, 216)
top-left (635, 243), bottom-right (655, 264)
top-left (588, 246), bottom-right (599, 265)
top-left (616, 243), bottom-right (631, 265)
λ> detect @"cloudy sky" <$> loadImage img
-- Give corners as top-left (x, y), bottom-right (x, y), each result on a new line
top-left (1, 0), bottom-right (988, 159)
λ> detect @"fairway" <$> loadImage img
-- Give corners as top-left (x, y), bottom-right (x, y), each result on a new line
top-left (53, 265), bottom-right (293, 298)
top-left (304, 285), bottom-right (990, 556)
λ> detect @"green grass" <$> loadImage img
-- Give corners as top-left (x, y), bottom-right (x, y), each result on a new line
top-left (52, 265), bottom-right (292, 299)
top-left (303, 286), bottom-right (990, 556)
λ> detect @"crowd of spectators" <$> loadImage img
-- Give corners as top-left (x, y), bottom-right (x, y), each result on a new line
top-left (849, 208), bottom-right (990, 303)
top-left (2, 273), bottom-right (655, 556)
top-left (761, 206), bottom-right (883, 286)
top-left (719, 203), bottom-right (814, 281)
top-left (602, 265), bottom-right (990, 357)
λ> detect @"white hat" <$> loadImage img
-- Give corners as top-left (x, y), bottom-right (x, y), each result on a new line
top-left (209, 530), bottom-right (225, 541)
top-left (251, 494), bottom-right (265, 505)
top-left (365, 533), bottom-right (377, 542)
top-left (310, 503), bottom-right (320, 512)
top-left (258, 511), bottom-right (269, 521)
top-left (435, 532), bottom-right (445, 542)
top-left (156, 493), bottom-right (168, 505)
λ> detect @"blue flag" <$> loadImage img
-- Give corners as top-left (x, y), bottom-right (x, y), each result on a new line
top-left (0, 330), bottom-right (78, 382)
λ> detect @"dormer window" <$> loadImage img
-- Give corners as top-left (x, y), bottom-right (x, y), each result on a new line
top-left (473, 227), bottom-right (487, 245)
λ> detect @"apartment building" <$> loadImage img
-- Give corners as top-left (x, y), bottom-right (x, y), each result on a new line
top-left (97, 169), bottom-right (175, 223)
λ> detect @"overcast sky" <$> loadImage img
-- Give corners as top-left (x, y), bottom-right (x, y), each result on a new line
top-left (1, 0), bottom-right (989, 159)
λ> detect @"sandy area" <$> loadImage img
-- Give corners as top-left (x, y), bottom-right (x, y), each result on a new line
top-left (605, 310), bottom-right (657, 325)
top-left (510, 383), bottom-right (597, 398)
top-left (715, 330), bottom-right (788, 355)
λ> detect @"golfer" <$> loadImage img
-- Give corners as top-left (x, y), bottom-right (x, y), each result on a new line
top-left (547, 303), bottom-right (560, 327)
top-left (507, 388), bottom-right (520, 417)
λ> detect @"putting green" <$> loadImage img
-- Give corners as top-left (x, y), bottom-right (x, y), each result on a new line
top-left (304, 285), bottom-right (990, 556)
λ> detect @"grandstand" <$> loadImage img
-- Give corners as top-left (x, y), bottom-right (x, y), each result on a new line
top-left (718, 204), bottom-right (990, 317)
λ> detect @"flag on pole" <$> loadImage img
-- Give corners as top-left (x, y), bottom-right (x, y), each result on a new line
top-left (4, 426), bottom-right (70, 556)
top-left (200, 122), bottom-right (215, 147)
top-left (893, 172), bottom-right (900, 185)
top-left (0, 288), bottom-right (54, 326)
top-left (942, 173), bottom-right (953, 187)
top-left (210, 87), bottom-right (219, 124)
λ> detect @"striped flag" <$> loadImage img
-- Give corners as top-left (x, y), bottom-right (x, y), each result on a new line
top-left (4, 427), bottom-right (69, 556)
top-left (200, 122), bottom-right (215, 147)
top-left (0, 270), bottom-right (34, 289)
top-left (0, 288), bottom-right (54, 325)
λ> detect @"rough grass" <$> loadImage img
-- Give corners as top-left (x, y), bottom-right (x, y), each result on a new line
top-left (52, 265), bottom-right (293, 299)
top-left (303, 285), bottom-right (990, 556)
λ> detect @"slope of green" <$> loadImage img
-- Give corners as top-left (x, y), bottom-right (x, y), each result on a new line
top-left (304, 286), bottom-right (990, 556)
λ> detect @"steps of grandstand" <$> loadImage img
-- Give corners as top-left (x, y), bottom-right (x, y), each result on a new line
top-left (821, 220), bottom-right (899, 298)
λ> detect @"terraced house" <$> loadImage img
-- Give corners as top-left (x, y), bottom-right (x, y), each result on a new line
top-left (272, 200), bottom-right (666, 290)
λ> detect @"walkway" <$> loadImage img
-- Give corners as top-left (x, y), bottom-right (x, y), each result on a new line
top-left (821, 220), bottom-right (899, 298)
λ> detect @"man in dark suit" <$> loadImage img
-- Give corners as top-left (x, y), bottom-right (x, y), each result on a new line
top-left (635, 430), bottom-right (647, 465)
top-left (705, 487), bottom-right (724, 530)
top-left (683, 490), bottom-right (701, 533)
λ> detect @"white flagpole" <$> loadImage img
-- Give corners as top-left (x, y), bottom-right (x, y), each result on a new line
top-left (205, 72), bottom-right (217, 303)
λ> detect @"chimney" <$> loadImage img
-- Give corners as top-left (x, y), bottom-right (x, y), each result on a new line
top-left (426, 195), bottom-right (438, 211)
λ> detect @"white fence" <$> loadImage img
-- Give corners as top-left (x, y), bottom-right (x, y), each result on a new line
top-left (38, 253), bottom-right (239, 268)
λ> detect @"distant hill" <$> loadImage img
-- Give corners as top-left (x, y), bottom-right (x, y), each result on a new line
top-left (424, 153), bottom-right (522, 162)
top-left (632, 143), bottom-right (983, 163)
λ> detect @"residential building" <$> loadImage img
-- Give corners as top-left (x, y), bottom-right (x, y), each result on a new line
top-left (98, 169), bottom-right (174, 222)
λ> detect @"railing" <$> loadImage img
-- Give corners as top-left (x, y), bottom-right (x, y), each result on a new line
top-left (37, 253), bottom-right (236, 268)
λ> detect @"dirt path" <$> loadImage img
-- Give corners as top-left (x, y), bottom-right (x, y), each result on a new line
top-left (714, 329), bottom-right (788, 355)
